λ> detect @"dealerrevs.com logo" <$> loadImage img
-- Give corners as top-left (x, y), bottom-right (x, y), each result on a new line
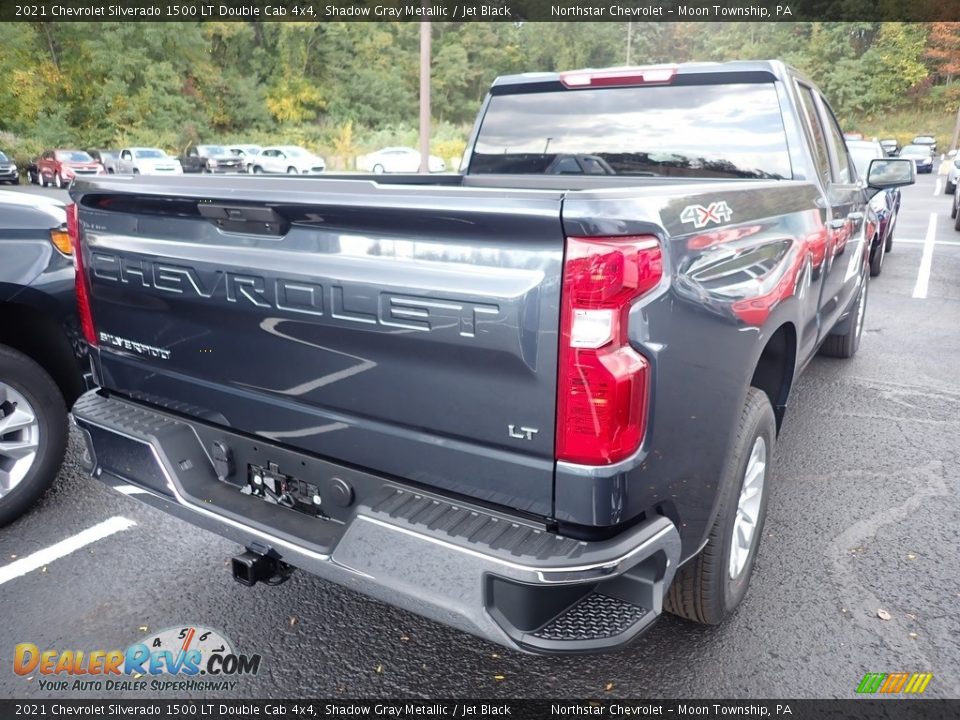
top-left (14, 625), bottom-right (261, 693)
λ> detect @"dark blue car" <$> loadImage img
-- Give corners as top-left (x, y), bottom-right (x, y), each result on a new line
top-left (848, 140), bottom-right (901, 276)
top-left (0, 191), bottom-right (87, 525)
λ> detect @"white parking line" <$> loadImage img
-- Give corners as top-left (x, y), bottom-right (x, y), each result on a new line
top-left (934, 178), bottom-right (942, 195)
top-left (113, 484), bottom-right (149, 496)
top-left (0, 516), bottom-right (136, 585)
top-left (912, 213), bottom-right (938, 299)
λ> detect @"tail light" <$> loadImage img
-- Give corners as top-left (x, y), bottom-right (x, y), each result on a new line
top-left (560, 66), bottom-right (677, 88)
top-left (67, 203), bottom-right (98, 347)
top-left (556, 236), bottom-right (662, 465)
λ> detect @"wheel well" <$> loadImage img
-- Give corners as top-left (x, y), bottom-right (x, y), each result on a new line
top-left (0, 303), bottom-right (85, 408)
top-left (750, 323), bottom-right (796, 432)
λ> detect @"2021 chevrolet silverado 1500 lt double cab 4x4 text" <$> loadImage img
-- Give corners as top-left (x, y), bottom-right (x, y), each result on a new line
top-left (69, 61), bottom-right (914, 654)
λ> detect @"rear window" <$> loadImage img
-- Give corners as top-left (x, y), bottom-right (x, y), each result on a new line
top-left (471, 82), bottom-right (792, 180)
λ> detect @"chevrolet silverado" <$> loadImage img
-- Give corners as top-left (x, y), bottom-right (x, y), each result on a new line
top-left (69, 61), bottom-right (914, 654)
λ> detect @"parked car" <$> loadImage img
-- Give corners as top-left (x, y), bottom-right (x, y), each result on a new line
top-left (847, 140), bottom-right (900, 275)
top-left (179, 144), bottom-right (244, 174)
top-left (25, 158), bottom-right (41, 185)
top-left (356, 146), bottom-right (445, 174)
top-left (117, 147), bottom-right (183, 176)
top-left (249, 146), bottom-right (326, 175)
top-left (952, 179), bottom-right (960, 230)
top-left (0, 191), bottom-right (88, 525)
top-left (69, 60), bottom-right (914, 655)
top-left (0, 151), bottom-right (19, 185)
top-left (228, 145), bottom-right (262, 174)
top-left (899, 144), bottom-right (934, 173)
top-left (945, 150), bottom-right (959, 195)
top-left (37, 149), bottom-right (105, 188)
top-left (88, 149), bottom-right (120, 174)
top-left (877, 139), bottom-right (899, 157)
top-left (910, 135), bottom-right (937, 155)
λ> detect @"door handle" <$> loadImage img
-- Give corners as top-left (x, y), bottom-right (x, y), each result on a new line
top-left (847, 212), bottom-right (864, 221)
top-left (827, 219), bottom-right (847, 230)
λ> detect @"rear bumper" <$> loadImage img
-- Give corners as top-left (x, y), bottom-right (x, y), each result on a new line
top-left (72, 390), bottom-right (681, 655)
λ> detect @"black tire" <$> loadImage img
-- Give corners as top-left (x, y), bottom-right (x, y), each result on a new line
top-left (664, 388), bottom-right (776, 625)
top-left (287, 166), bottom-right (298, 174)
top-left (0, 344), bottom-right (68, 527)
top-left (820, 276), bottom-right (868, 359)
top-left (253, 166), bottom-right (263, 174)
top-left (869, 236), bottom-right (884, 277)
top-left (132, 169), bottom-right (140, 175)
top-left (955, 206), bottom-right (960, 232)
top-left (54, 173), bottom-right (64, 189)
top-left (11, 176), bottom-right (19, 185)
top-left (373, 164), bottom-right (385, 174)
top-left (945, 182), bottom-right (955, 195)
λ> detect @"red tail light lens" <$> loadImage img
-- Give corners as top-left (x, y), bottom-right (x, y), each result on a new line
top-left (560, 66), bottom-right (677, 88)
top-left (556, 236), bottom-right (662, 465)
top-left (67, 203), bottom-right (98, 347)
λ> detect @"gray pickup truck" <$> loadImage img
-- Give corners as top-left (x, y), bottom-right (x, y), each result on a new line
top-left (69, 61), bottom-right (913, 654)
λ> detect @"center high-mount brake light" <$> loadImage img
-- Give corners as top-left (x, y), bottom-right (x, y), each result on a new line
top-left (560, 66), bottom-right (678, 89)
top-left (556, 236), bottom-right (662, 466)
top-left (67, 203), bottom-right (98, 347)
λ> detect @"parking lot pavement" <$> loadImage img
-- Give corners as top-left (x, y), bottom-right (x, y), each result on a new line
top-left (1, 174), bottom-right (958, 700)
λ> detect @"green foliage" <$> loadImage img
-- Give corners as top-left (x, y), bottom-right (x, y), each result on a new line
top-left (0, 21), bottom-right (955, 163)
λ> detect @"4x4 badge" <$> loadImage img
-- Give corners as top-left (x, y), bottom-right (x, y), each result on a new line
top-left (681, 201), bottom-right (733, 228)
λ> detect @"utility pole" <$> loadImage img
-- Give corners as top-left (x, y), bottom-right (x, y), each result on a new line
top-left (626, 22), bottom-right (633, 65)
top-left (951, 103), bottom-right (960, 152)
top-left (419, 21), bottom-right (432, 174)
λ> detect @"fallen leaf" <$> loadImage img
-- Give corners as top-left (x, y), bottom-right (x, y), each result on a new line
top-left (605, 682), bottom-right (615, 692)
top-left (10, 554), bottom-right (16, 559)
top-left (909, 632), bottom-right (918, 638)
top-left (375, 664), bottom-right (383, 674)
top-left (906, 613), bottom-right (917, 620)
top-left (877, 609), bottom-right (892, 621)
top-left (400, 635), bottom-right (410, 642)
top-left (907, 553), bottom-right (916, 560)
top-left (494, 674), bottom-right (505, 682)
top-left (289, 616), bottom-right (298, 627)
top-left (138, 626), bottom-right (148, 633)
top-left (41, 566), bottom-right (47, 573)
top-left (491, 653), bottom-right (500, 659)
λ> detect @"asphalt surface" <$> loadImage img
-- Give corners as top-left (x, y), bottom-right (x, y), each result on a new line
top-left (1, 174), bottom-right (958, 700)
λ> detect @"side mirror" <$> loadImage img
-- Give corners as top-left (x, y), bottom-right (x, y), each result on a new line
top-left (867, 158), bottom-right (915, 190)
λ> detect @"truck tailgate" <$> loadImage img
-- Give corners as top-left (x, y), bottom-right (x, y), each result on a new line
top-left (74, 177), bottom-right (565, 516)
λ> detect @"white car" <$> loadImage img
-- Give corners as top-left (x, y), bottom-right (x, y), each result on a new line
top-left (945, 150), bottom-right (959, 195)
top-left (228, 145), bottom-right (262, 173)
top-left (250, 146), bottom-right (325, 175)
top-left (356, 146), bottom-right (446, 174)
top-left (118, 148), bottom-right (183, 175)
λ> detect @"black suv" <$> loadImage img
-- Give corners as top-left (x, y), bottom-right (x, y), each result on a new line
top-left (0, 191), bottom-right (87, 525)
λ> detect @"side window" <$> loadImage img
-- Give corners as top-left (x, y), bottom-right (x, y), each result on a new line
top-left (189, 147), bottom-right (198, 157)
top-left (821, 102), bottom-right (856, 184)
top-left (122, 151), bottom-right (131, 160)
top-left (796, 86), bottom-right (831, 186)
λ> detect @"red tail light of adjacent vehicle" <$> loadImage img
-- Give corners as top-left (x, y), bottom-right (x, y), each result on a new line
top-left (556, 236), bottom-right (662, 465)
top-left (67, 203), bottom-right (98, 347)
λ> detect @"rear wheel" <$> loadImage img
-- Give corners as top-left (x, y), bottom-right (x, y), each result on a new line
top-left (664, 388), bottom-right (775, 625)
top-left (287, 166), bottom-right (298, 174)
top-left (373, 164), bottom-right (385, 174)
top-left (869, 236), bottom-right (884, 277)
top-left (820, 275), bottom-right (868, 359)
top-left (253, 166), bottom-right (263, 174)
top-left (0, 345), bottom-right (68, 527)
